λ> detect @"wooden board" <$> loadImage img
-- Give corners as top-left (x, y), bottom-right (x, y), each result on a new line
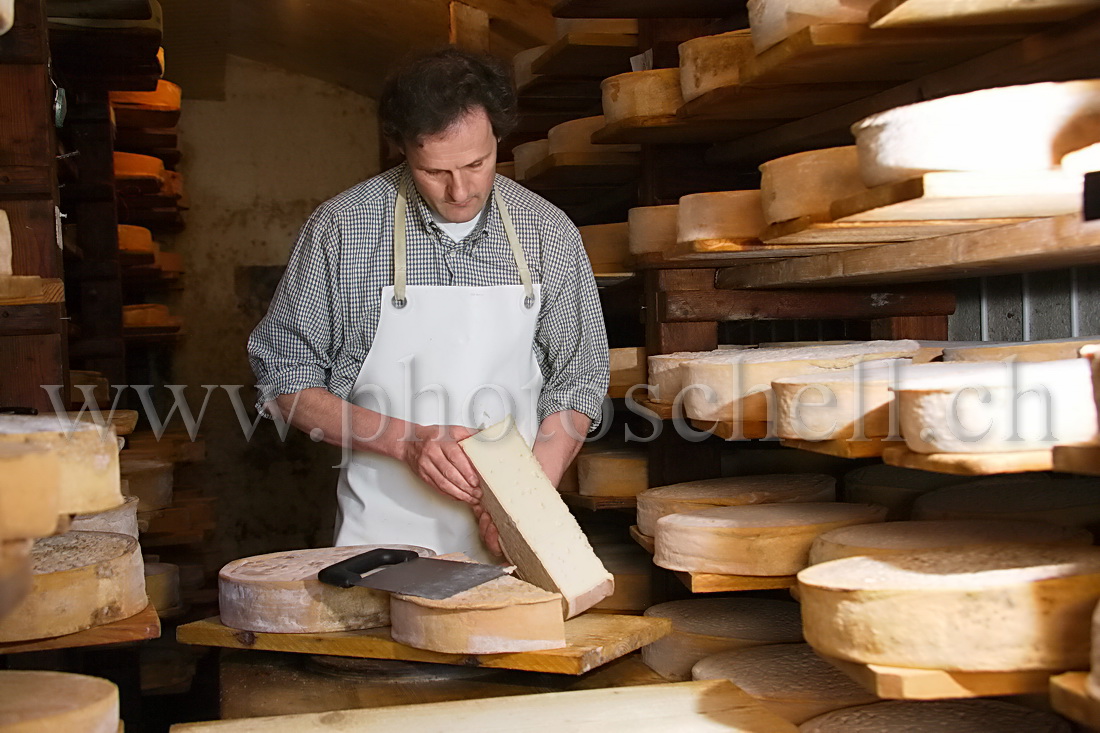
top-left (871, 0), bottom-right (1097, 28)
top-left (680, 81), bottom-right (884, 123)
top-left (760, 216), bottom-right (1021, 245)
top-left (822, 654), bottom-right (1054, 700)
top-left (669, 237), bottom-right (869, 261)
top-left (0, 277), bottom-right (63, 305)
top-left (881, 444), bottom-right (1053, 475)
top-left (561, 493), bottom-right (638, 511)
top-left (781, 437), bottom-right (887, 459)
top-left (592, 115), bottom-right (777, 146)
top-left (176, 613), bottom-right (671, 676)
top-left (524, 152), bottom-right (640, 190)
top-left (530, 32), bottom-right (637, 78)
top-left (690, 419), bottom-right (770, 441)
top-left (1053, 443), bottom-right (1100, 476)
top-left (0, 603), bottom-right (160, 655)
top-left (552, 0), bottom-right (742, 17)
top-left (1050, 672), bottom-right (1100, 732)
top-left (676, 571), bottom-right (797, 594)
top-left (633, 396), bottom-right (674, 421)
top-left (630, 525), bottom-right (655, 554)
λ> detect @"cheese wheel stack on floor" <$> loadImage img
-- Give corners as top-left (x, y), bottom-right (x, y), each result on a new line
top-left (601, 68), bottom-right (683, 124)
top-left (759, 147), bottom-right (866, 225)
top-left (218, 545), bottom-right (433, 633)
top-left (71, 495), bottom-right (140, 538)
top-left (678, 30), bottom-right (754, 104)
top-left (801, 700), bottom-right (1072, 732)
top-left (655, 502), bottom-right (886, 576)
top-left (842, 464), bottom-right (968, 520)
top-left (676, 190), bottom-right (766, 245)
top-left (627, 204), bottom-right (679, 257)
top-left (944, 336), bottom-right (1100, 362)
top-left (512, 139), bottom-right (549, 180)
top-left (578, 449), bottom-right (647, 497)
top-left (692, 643), bottom-right (879, 724)
top-left (0, 670), bottom-right (120, 733)
top-left (647, 346), bottom-right (756, 404)
top-left (748, 0), bottom-right (875, 53)
top-left (637, 473), bottom-right (836, 536)
top-left (799, 545), bottom-right (1100, 671)
top-left (912, 476), bottom-right (1100, 528)
top-left (643, 598), bottom-right (802, 680)
top-left (578, 222), bottom-right (630, 273)
top-left (592, 543), bottom-right (653, 612)
top-left (547, 116), bottom-right (639, 156)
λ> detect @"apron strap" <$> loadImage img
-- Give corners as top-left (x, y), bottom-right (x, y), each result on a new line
top-left (493, 186), bottom-right (537, 310)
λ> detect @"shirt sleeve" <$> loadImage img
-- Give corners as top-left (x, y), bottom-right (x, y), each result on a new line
top-left (247, 206), bottom-right (343, 416)
top-left (534, 223), bottom-right (610, 434)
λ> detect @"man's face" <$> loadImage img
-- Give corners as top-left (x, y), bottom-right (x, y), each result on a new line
top-left (403, 106), bottom-right (498, 224)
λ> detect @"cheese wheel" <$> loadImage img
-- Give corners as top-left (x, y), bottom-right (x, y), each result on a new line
top-left (637, 473), bottom-right (836, 536)
top-left (912, 476), bottom-right (1100, 528)
top-left (944, 337), bottom-right (1100, 363)
top-left (683, 340), bottom-right (921, 423)
top-left (391, 573), bottom-right (566, 654)
top-left (513, 45), bottom-right (548, 89)
top-left (0, 539), bottom-right (31, 619)
top-left (554, 18), bottom-right (638, 36)
top-left (601, 69), bottom-right (683, 125)
top-left (0, 415), bottom-right (121, 516)
top-left (609, 346), bottom-right (646, 395)
top-left (113, 151), bottom-right (165, 181)
top-left (110, 79), bottom-right (182, 112)
top-left (578, 222), bottom-right (630, 271)
top-left (69, 370), bottom-right (110, 407)
top-left (810, 519), bottom-right (1092, 564)
top-left (647, 348), bottom-right (752, 405)
top-left (511, 139), bottom-right (548, 180)
top-left (642, 598), bottom-right (802, 680)
top-left (692, 643), bottom-right (878, 724)
top-left (853, 81), bottom-right (1100, 187)
top-left (119, 456), bottom-right (172, 511)
top-left (1062, 141), bottom-right (1100, 174)
top-left (578, 449), bottom-right (647, 497)
top-left (71, 495), bottom-right (140, 538)
top-left (218, 545), bottom-right (433, 633)
top-left (678, 30), bottom-right (754, 104)
top-left (0, 671), bottom-right (119, 733)
top-left (799, 545), bottom-right (1100, 671)
top-left (0, 531), bottom-right (146, 642)
top-left (892, 358), bottom-right (1097, 453)
top-left (842, 464), bottom-right (968, 520)
top-left (759, 147), bottom-right (865, 225)
top-left (627, 204), bottom-right (679, 256)
top-left (547, 116), bottom-right (639, 155)
top-left (145, 561), bottom-right (181, 613)
top-left (801, 700), bottom-right (1072, 733)
top-left (747, 0), bottom-right (873, 53)
top-left (0, 444), bottom-right (61, 540)
top-left (122, 303), bottom-right (171, 327)
top-left (655, 502), bottom-right (887, 576)
top-left (592, 543), bottom-right (652, 612)
top-left (676, 190), bottom-right (766, 244)
top-left (117, 225), bottom-right (155, 254)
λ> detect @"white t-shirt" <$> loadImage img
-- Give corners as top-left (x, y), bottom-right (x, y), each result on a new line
top-left (431, 204), bottom-right (485, 243)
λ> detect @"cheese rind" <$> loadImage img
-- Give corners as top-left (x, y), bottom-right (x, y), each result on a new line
top-left (145, 561), bottom-right (181, 613)
top-left (0, 444), bottom-right (61, 540)
top-left (578, 450), bottom-right (647, 497)
top-left (0, 539), bottom-right (31, 619)
top-left (71, 495), bottom-right (140, 538)
top-left (676, 190), bottom-right (765, 244)
top-left (0, 671), bottom-right (119, 733)
top-left (609, 346), bottom-right (646, 396)
top-left (511, 139), bottom-right (548, 180)
top-left (627, 204), bottom-right (679, 256)
top-left (842, 464), bottom-right (967, 520)
top-left (547, 116), bottom-right (639, 155)
top-left (773, 359), bottom-right (910, 440)
top-left (601, 69), bottom-right (683, 124)
top-left (678, 30), bottom-right (754, 103)
top-left (578, 222), bottom-right (630, 272)
top-left (801, 700), bottom-right (1072, 733)
top-left (120, 456), bottom-right (173, 511)
top-left (912, 476), bottom-right (1100, 527)
top-left (647, 348), bottom-right (756, 405)
top-left (760, 147), bottom-right (865, 225)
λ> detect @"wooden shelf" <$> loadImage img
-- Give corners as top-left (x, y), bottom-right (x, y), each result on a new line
top-left (690, 418), bottom-right (771, 440)
top-left (630, 525), bottom-right (654, 554)
top-left (668, 237), bottom-right (870, 262)
top-left (518, 75), bottom-right (602, 103)
top-left (592, 115), bottom-right (775, 146)
top-left (0, 603), bottom-right (160, 655)
top-left (0, 277), bottom-right (63, 305)
top-left (524, 152), bottom-right (641, 189)
top-left (1050, 672), bottom-right (1100, 731)
top-left (530, 32), bottom-right (637, 78)
top-left (823, 653), bottom-right (1054, 700)
top-left (594, 272), bottom-right (635, 287)
top-left (870, 0), bottom-right (1095, 28)
top-left (780, 437), bottom-right (887, 459)
top-left (553, 0), bottom-right (744, 17)
top-left (882, 444), bottom-right (1053, 476)
top-left (560, 492), bottom-right (638, 511)
top-left (760, 216), bottom-right (1019, 246)
top-left (681, 80), bottom-right (881, 123)
top-left (1052, 443), bottom-right (1100, 476)
top-left (676, 571), bottom-right (797, 593)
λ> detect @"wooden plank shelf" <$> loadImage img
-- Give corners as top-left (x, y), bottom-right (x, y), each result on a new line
top-left (690, 419), bottom-right (771, 440)
top-left (680, 80), bottom-right (882, 123)
top-left (669, 237), bottom-right (872, 261)
top-left (518, 75), bottom-right (602, 103)
top-left (553, 0), bottom-right (745, 18)
top-left (882, 444), bottom-right (1053, 476)
top-left (676, 571), bottom-right (797, 593)
top-left (1050, 672), bottom-right (1100, 732)
top-left (176, 613), bottom-right (671, 676)
top-left (780, 437), bottom-right (887, 459)
top-left (760, 216), bottom-right (1019, 245)
top-left (560, 492), bottom-right (638, 511)
top-left (870, 0), bottom-right (1096, 28)
top-left (592, 115), bottom-right (777, 146)
top-left (630, 525), bottom-right (655, 554)
top-left (530, 32), bottom-right (637, 78)
top-left (594, 272), bottom-right (635, 287)
top-left (823, 654), bottom-right (1054, 700)
top-left (1052, 443), bottom-right (1100, 476)
top-left (0, 603), bottom-right (161, 655)
top-left (0, 277), bottom-right (63, 305)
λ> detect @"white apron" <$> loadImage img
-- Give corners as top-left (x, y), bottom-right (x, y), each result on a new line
top-left (334, 175), bottom-right (543, 564)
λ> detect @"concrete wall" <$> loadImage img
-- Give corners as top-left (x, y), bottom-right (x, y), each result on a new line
top-left (167, 55), bottom-right (379, 563)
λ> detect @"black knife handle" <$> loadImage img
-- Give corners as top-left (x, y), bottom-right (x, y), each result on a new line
top-left (317, 548), bottom-right (421, 588)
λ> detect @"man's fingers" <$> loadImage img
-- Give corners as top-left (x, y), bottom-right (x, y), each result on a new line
top-left (428, 451), bottom-right (480, 502)
top-left (441, 441), bottom-right (482, 492)
top-left (420, 461), bottom-right (476, 503)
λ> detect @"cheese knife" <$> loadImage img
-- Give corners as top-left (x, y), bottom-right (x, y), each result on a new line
top-left (317, 548), bottom-right (508, 600)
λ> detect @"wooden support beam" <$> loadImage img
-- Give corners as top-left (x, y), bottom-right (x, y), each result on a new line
top-left (644, 268), bottom-right (718, 354)
top-left (449, 1), bottom-right (491, 53)
top-left (660, 288), bottom-right (956, 322)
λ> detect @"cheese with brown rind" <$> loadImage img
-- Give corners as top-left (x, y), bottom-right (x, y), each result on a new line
top-left (601, 69), bottom-right (683, 124)
top-left (0, 444), bottom-right (61, 540)
top-left (841, 464), bottom-right (970, 520)
top-left (71, 495), bottom-right (140, 539)
top-left (578, 222), bottom-right (630, 272)
top-left (547, 116), bottom-right (639, 155)
top-left (0, 670), bottom-right (119, 733)
top-left (676, 190), bottom-right (765, 244)
top-left (678, 30), bottom-right (754, 104)
top-left (628, 204), bottom-right (679, 256)
top-left (119, 456), bottom-right (172, 511)
top-left (578, 449), bottom-right (647, 497)
top-left (801, 700), bottom-right (1072, 733)
top-left (944, 337), bottom-right (1100, 362)
top-left (145, 561), bottom-right (180, 613)
top-left (912, 476), bottom-right (1100, 527)
top-left (759, 147), bottom-right (865, 225)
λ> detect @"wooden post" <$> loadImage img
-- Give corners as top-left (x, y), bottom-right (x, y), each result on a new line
top-left (450, 1), bottom-right (491, 53)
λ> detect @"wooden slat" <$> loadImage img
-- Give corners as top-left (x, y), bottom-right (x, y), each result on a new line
top-left (0, 603), bottom-right (160, 655)
top-left (761, 217), bottom-right (1021, 245)
top-left (561, 493), bottom-right (638, 511)
top-left (881, 444), bottom-right (1053, 475)
top-left (1052, 443), bottom-right (1100, 476)
top-left (530, 32), bottom-right (637, 78)
top-left (630, 525), bottom-right (655, 554)
top-left (690, 419), bottom-right (770, 440)
top-left (592, 115), bottom-right (777, 146)
top-left (680, 80), bottom-right (883, 123)
top-left (659, 288), bottom-right (955, 322)
top-left (668, 237), bottom-right (870, 261)
top-left (676, 571), bottom-right (797, 593)
top-left (552, 0), bottom-right (745, 18)
top-left (871, 0), bottom-right (1096, 28)
top-left (823, 654), bottom-right (1053, 700)
top-left (780, 437), bottom-right (887, 458)
top-left (524, 152), bottom-right (640, 189)
top-left (1050, 672), bottom-right (1100, 732)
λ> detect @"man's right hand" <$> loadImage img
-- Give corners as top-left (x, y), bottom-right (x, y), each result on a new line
top-left (400, 424), bottom-right (483, 504)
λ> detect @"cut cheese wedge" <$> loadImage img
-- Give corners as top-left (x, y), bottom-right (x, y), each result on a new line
top-left (678, 30), bottom-right (754, 104)
top-left (692, 643), bottom-right (879, 724)
top-left (842, 464), bottom-right (970, 520)
top-left (943, 337), bottom-right (1100, 363)
top-left (0, 531), bottom-right (146, 642)
top-left (578, 449), bottom-right (647, 497)
top-left (71, 495), bottom-right (140, 538)
top-left (748, 0), bottom-right (873, 53)
top-left (547, 116), bottom-right (639, 155)
top-left (759, 147), bottom-right (865, 225)
top-left (647, 347), bottom-right (756, 405)
top-left (801, 700), bottom-right (1072, 733)
top-left (579, 222), bottom-right (630, 272)
top-left (218, 545), bottom-right (432, 633)
top-left (810, 519), bottom-right (1092, 564)
top-left (0, 444), bottom-right (61, 540)
top-left (637, 473), bottom-right (836, 536)
top-left (853, 81), bottom-right (1100, 187)
top-left (459, 417), bottom-right (614, 618)
top-left (655, 502), bottom-right (887, 576)
top-left (119, 456), bottom-right (172, 511)
top-left (642, 598), bottom-right (802, 680)
top-left (601, 69), bottom-right (683, 124)
top-left (677, 190), bottom-right (765, 244)
top-left (511, 139), bottom-right (548, 180)
top-left (117, 224), bottom-right (155, 254)
top-left (912, 476), bottom-right (1100, 528)
top-left (554, 18), bottom-right (638, 36)
top-left (0, 670), bottom-right (119, 733)
top-left (799, 545), bottom-right (1100, 671)
top-left (592, 543), bottom-right (652, 612)
top-left (513, 45), bottom-right (548, 89)
top-left (0, 539), bottom-right (31, 619)
top-left (145, 561), bottom-right (181, 613)
top-left (628, 204), bottom-right (679, 256)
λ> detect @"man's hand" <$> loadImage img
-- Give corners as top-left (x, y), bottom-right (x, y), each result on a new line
top-left (472, 503), bottom-right (502, 557)
top-left (400, 424), bottom-right (482, 504)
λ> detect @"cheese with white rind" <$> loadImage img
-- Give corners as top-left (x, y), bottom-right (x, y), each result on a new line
top-left (512, 139), bottom-right (549, 180)
top-left (547, 116), bottom-right (639, 155)
top-left (842, 464), bottom-right (969, 520)
top-left (691, 643), bottom-right (878, 724)
top-left (0, 670), bottom-right (119, 733)
top-left (647, 347), bottom-right (756, 405)
top-left (809, 519), bottom-right (1093, 564)
top-left (578, 222), bottom-right (630, 271)
top-left (218, 545), bottom-right (433, 633)
top-left (912, 476), bottom-right (1100, 528)
top-left (748, 0), bottom-right (874, 53)
top-left (601, 69), bottom-right (683, 124)
top-left (71, 495), bottom-right (140, 538)
top-left (800, 700), bottom-right (1072, 733)
top-left (759, 147), bottom-right (866, 225)
top-left (683, 340), bottom-right (921, 423)
top-left (655, 502), bottom-right (887, 576)
top-left (677, 190), bottom-right (766, 244)
top-left (145, 561), bottom-right (181, 613)
top-left (0, 444), bottom-right (61, 540)
top-left (609, 346), bottom-right (646, 395)
top-left (799, 545), bottom-right (1100, 671)
top-left (678, 30), bottom-right (754, 104)
top-left (0, 531), bottom-right (146, 642)
top-left (944, 336), bottom-right (1100, 362)
top-left (554, 18), bottom-right (638, 36)
top-left (628, 204), bottom-right (679, 256)
top-left (459, 417), bottom-right (614, 618)
top-left (513, 45), bottom-right (548, 89)
top-left (578, 450), bottom-right (647, 497)
top-left (853, 81), bottom-right (1100, 187)
top-left (119, 456), bottom-right (173, 511)
top-left (642, 598), bottom-right (802, 680)
top-left (637, 473), bottom-right (836, 536)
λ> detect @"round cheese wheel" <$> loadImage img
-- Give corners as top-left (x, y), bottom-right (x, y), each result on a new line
top-left (145, 561), bottom-right (181, 613)
top-left (592, 543), bottom-right (652, 612)
top-left (809, 519), bottom-right (1092, 564)
top-left (122, 303), bottom-right (171, 327)
top-left (578, 449), bottom-right (647, 497)
top-left (647, 348), bottom-right (757, 405)
top-left (0, 539), bottom-right (31, 618)
top-left (119, 457), bottom-right (172, 511)
top-left (511, 139), bottom-right (548, 180)
top-left (0, 531), bottom-right (147, 642)
top-left (642, 598), bottom-right (802, 680)
top-left (912, 476), bottom-right (1100, 528)
top-left (801, 700), bottom-right (1072, 733)
top-left (109, 79), bottom-right (182, 111)
top-left (676, 190), bottom-right (765, 244)
top-left (627, 204), bottom-right (679, 256)
top-left (853, 80), bottom-right (1100, 187)
top-left (547, 116), bottom-right (639, 155)
top-left (637, 473), bottom-right (836, 536)
top-left (799, 545), bottom-right (1100, 671)
top-left (678, 30), bottom-right (754, 104)
top-left (578, 222), bottom-right (630, 271)
top-left (113, 151), bottom-right (165, 181)
top-left (748, 0), bottom-right (871, 53)
top-left (0, 444), bottom-right (61, 540)
top-left (655, 502), bottom-right (886, 576)
top-left (842, 464), bottom-right (967, 520)
top-left (759, 146), bottom-right (865, 225)
top-left (218, 545), bottom-right (433, 633)
top-left (71, 495), bottom-right (140, 538)
top-left (0, 670), bottom-right (119, 733)
top-left (554, 18), bottom-right (638, 36)
top-left (943, 337), bottom-right (1100, 363)
top-left (601, 69), bottom-right (683, 124)
top-left (692, 643), bottom-right (878, 724)
top-left (513, 45), bottom-right (548, 89)
top-left (117, 225), bottom-right (155, 254)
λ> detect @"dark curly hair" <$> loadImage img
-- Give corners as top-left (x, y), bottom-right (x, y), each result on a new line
top-left (378, 47), bottom-right (518, 148)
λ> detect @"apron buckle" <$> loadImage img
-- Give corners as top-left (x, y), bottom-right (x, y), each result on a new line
top-left (392, 295), bottom-right (408, 309)
top-left (524, 294), bottom-right (535, 309)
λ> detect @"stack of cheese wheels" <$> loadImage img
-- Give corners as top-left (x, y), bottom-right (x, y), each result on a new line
top-left (799, 544), bottom-right (1100, 671)
top-left (692, 643), bottom-right (878, 724)
top-left (390, 556), bottom-right (566, 654)
top-left (145, 561), bottom-right (181, 614)
top-left (944, 336), bottom-right (1100, 362)
top-left (809, 519), bottom-right (1093, 564)
top-left (513, 45), bottom-right (548, 90)
top-left (578, 449), bottom-right (647, 497)
top-left (655, 502), bottom-right (887, 576)
top-left (0, 671), bottom-right (120, 732)
top-left (642, 598), bottom-right (802, 680)
top-left (747, 0), bottom-right (874, 53)
top-left (120, 455), bottom-right (173, 511)
top-left (678, 30), bottom-right (754, 104)
top-left (592, 543), bottom-right (652, 612)
top-left (801, 700), bottom-right (1072, 732)
top-left (912, 475), bottom-right (1100, 528)
top-left (0, 531), bottom-right (146, 642)
top-left (772, 358), bottom-right (911, 441)
top-left (117, 224), bottom-right (156, 254)
top-left (647, 346), bottom-right (756, 404)
top-left (554, 18), bottom-right (639, 35)
top-left (71, 495), bottom-right (140, 538)
top-left (578, 222), bottom-right (630, 273)
top-left (637, 473), bottom-right (836, 536)
top-left (511, 139), bottom-right (549, 180)
top-left (759, 147), bottom-right (866, 225)
top-left (0, 444), bottom-right (61, 541)
top-left (841, 464), bottom-right (968, 520)
top-left (547, 116), bottom-right (639, 155)
top-left (601, 68), bottom-right (683, 124)
top-left (627, 204), bottom-right (679, 257)
top-left (609, 346), bottom-right (646, 397)
top-left (218, 545), bottom-right (433, 633)
top-left (852, 81), bottom-right (1100, 187)
top-left (676, 189), bottom-right (766, 245)
top-left (0, 539), bottom-right (31, 618)
top-left (109, 79), bottom-right (182, 127)
top-left (682, 340), bottom-right (922, 423)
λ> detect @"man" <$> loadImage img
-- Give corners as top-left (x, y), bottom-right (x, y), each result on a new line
top-left (247, 48), bottom-right (610, 564)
